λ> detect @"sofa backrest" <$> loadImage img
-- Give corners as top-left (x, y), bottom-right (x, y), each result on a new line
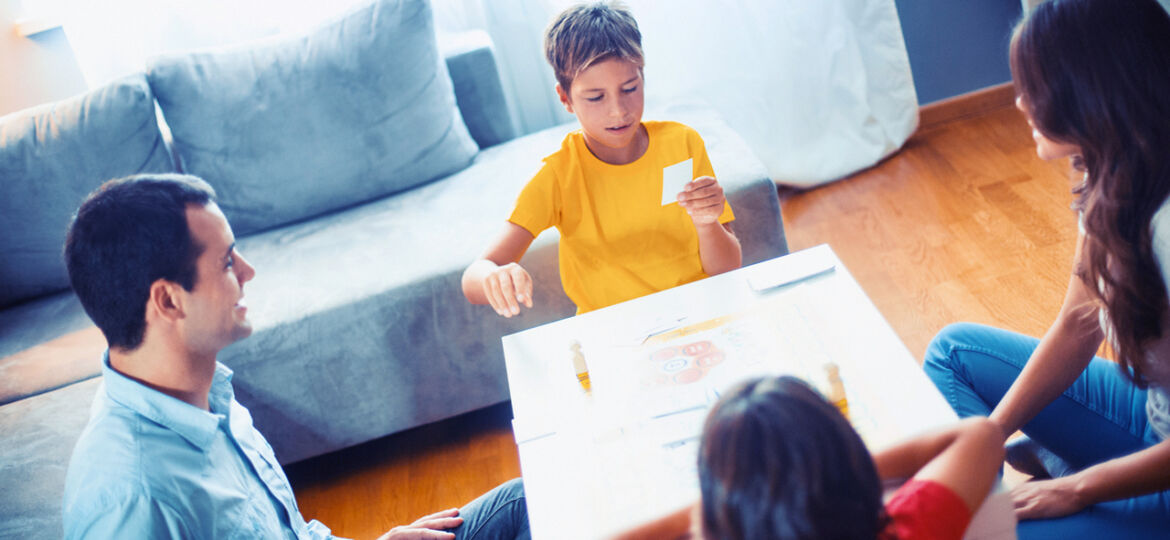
top-left (441, 30), bottom-right (517, 150)
top-left (146, 0), bottom-right (479, 236)
top-left (0, 74), bottom-right (176, 309)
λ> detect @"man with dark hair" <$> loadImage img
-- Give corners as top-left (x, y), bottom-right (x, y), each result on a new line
top-left (62, 174), bottom-right (529, 539)
top-left (64, 174), bottom-right (215, 351)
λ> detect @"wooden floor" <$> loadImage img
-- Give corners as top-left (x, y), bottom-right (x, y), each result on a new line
top-left (285, 103), bottom-right (1079, 538)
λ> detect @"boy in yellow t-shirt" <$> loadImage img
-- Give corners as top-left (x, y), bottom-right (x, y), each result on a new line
top-left (461, 1), bottom-right (741, 316)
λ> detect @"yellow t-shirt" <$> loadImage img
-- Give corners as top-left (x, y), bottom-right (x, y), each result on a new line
top-left (508, 121), bottom-right (735, 313)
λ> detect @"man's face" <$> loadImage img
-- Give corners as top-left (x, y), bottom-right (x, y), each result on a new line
top-left (559, 57), bottom-right (645, 163)
top-left (180, 203), bottom-right (256, 354)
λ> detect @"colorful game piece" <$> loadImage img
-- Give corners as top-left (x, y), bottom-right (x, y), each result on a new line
top-left (571, 340), bottom-right (591, 393)
top-left (824, 362), bottom-right (849, 420)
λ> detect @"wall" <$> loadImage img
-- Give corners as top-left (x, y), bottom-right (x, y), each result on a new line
top-left (3, 0), bottom-right (1023, 116)
top-left (7, 0), bottom-right (1170, 114)
top-left (0, 0), bottom-right (86, 116)
top-left (894, 0), bottom-right (1022, 105)
top-left (898, 0), bottom-right (1170, 105)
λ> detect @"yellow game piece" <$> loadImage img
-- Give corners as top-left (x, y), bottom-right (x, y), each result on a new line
top-left (824, 362), bottom-right (849, 420)
top-left (571, 340), bottom-right (591, 393)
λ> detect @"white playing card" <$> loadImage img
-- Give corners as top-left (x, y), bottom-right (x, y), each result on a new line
top-left (661, 158), bottom-right (694, 206)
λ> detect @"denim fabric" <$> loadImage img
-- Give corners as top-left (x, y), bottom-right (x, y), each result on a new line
top-left (924, 322), bottom-right (1170, 538)
top-left (454, 478), bottom-right (530, 540)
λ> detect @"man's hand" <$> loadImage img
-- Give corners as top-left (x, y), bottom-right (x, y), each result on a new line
top-left (1011, 476), bottom-right (1089, 520)
top-left (376, 508), bottom-right (463, 540)
top-left (677, 176), bottom-right (725, 226)
top-left (481, 262), bottom-right (534, 318)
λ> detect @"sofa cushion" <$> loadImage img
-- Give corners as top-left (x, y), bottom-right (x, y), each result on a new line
top-left (146, 0), bottom-right (478, 236)
top-left (441, 30), bottom-right (516, 149)
top-left (0, 75), bottom-right (174, 308)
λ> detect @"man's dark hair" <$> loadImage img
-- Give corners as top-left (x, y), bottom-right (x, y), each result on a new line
top-left (65, 174), bottom-right (216, 351)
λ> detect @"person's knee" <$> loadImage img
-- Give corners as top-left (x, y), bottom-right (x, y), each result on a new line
top-left (924, 322), bottom-right (986, 372)
top-left (500, 478), bottom-right (525, 502)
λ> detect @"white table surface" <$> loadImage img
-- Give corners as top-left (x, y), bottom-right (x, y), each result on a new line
top-left (502, 245), bottom-right (1015, 540)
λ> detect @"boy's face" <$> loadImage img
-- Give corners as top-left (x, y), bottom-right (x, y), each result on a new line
top-left (557, 57), bottom-right (645, 163)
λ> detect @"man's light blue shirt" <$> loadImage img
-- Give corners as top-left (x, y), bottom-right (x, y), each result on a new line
top-left (62, 353), bottom-right (335, 539)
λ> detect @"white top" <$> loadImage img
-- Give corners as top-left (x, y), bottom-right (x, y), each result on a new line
top-left (1146, 198), bottom-right (1170, 440)
top-left (1083, 196), bottom-right (1170, 440)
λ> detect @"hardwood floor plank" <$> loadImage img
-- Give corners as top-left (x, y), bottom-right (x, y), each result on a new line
top-left (287, 403), bottom-right (520, 539)
top-left (781, 102), bottom-right (1077, 358)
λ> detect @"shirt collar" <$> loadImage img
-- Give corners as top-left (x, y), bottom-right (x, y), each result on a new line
top-left (101, 351), bottom-right (236, 452)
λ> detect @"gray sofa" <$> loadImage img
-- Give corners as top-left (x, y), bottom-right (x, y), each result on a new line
top-left (0, 0), bottom-right (787, 537)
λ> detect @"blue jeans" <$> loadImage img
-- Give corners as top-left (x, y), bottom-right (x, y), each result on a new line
top-left (453, 478), bottom-right (531, 540)
top-left (923, 323), bottom-right (1170, 539)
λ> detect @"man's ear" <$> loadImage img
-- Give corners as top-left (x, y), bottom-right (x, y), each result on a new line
top-left (555, 83), bottom-right (573, 114)
top-left (147, 279), bottom-right (185, 324)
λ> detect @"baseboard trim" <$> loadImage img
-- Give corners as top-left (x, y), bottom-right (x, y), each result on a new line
top-left (919, 83), bottom-right (1015, 130)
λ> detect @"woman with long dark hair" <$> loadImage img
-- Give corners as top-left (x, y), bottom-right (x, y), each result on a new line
top-left (924, 0), bottom-right (1170, 535)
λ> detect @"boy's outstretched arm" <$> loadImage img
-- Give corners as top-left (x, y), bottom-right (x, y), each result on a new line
top-left (462, 222), bottom-right (537, 318)
top-left (678, 176), bottom-right (741, 275)
top-left (873, 417), bottom-right (1006, 513)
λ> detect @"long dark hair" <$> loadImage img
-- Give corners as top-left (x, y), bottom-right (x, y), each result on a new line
top-left (1011, 0), bottom-right (1170, 386)
top-left (697, 376), bottom-right (886, 539)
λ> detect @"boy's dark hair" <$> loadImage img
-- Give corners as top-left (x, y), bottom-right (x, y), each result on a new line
top-left (64, 174), bottom-right (216, 351)
top-left (544, 1), bottom-right (643, 92)
top-left (698, 375), bottom-right (887, 540)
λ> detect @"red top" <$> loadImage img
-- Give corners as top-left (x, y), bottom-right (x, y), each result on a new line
top-left (880, 479), bottom-right (973, 540)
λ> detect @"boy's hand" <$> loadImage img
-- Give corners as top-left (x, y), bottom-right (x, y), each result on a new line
top-left (677, 176), bottom-right (725, 226)
top-left (483, 262), bottom-right (534, 318)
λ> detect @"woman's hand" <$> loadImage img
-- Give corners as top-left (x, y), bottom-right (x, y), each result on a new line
top-left (1011, 476), bottom-right (1089, 520)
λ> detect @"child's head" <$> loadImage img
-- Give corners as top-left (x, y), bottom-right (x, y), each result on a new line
top-left (697, 375), bottom-right (885, 540)
top-left (544, 1), bottom-right (643, 95)
top-left (544, 2), bottom-right (647, 162)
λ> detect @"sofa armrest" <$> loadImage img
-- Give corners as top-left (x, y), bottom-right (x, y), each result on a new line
top-left (442, 30), bottom-right (517, 149)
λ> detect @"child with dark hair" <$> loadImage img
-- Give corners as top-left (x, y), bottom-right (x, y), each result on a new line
top-left (616, 375), bottom-right (1005, 540)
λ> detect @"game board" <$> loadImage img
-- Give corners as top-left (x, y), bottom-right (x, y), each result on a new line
top-left (590, 285), bottom-right (882, 445)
